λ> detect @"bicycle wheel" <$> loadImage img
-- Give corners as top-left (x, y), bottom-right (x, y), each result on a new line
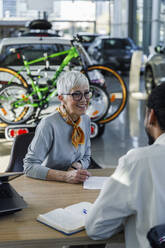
top-left (82, 65), bottom-right (127, 124)
top-left (0, 67), bottom-right (28, 88)
top-left (86, 83), bottom-right (110, 122)
top-left (0, 84), bottom-right (34, 124)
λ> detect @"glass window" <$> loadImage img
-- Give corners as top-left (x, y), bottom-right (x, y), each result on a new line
top-left (80, 35), bottom-right (97, 43)
top-left (136, 0), bottom-right (143, 46)
top-left (160, 0), bottom-right (165, 42)
top-left (0, 43), bottom-right (71, 66)
top-left (103, 39), bottom-right (130, 49)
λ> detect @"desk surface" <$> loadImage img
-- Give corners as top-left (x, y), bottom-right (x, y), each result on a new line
top-left (0, 168), bottom-right (124, 248)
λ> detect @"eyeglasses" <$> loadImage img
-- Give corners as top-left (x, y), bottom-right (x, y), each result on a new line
top-left (62, 91), bottom-right (92, 101)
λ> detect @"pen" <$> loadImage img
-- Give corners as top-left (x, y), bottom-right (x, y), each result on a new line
top-left (71, 165), bottom-right (78, 170)
top-left (83, 208), bottom-right (87, 214)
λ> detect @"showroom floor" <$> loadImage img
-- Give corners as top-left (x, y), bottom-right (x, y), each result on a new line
top-left (0, 75), bottom-right (148, 172)
top-left (91, 74), bottom-right (148, 168)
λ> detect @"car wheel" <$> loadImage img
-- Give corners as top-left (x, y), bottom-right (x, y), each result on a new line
top-left (145, 68), bottom-right (155, 94)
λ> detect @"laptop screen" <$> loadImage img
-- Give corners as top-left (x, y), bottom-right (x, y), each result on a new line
top-left (0, 172), bottom-right (27, 215)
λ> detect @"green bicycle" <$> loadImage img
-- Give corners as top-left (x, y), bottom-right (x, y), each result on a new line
top-left (0, 36), bottom-right (127, 129)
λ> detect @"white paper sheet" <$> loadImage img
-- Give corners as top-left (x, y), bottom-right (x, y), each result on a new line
top-left (83, 176), bottom-right (109, 190)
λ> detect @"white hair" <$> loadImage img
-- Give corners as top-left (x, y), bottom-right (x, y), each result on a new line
top-left (57, 71), bottom-right (89, 95)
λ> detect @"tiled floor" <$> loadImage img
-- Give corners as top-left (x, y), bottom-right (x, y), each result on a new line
top-left (0, 75), bottom-right (148, 172)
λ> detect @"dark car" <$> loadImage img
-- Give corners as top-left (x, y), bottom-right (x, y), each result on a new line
top-left (88, 36), bottom-right (140, 72)
top-left (144, 43), bottom-right (165, 94)
top-left (76, 33), bottom-right (102, 50)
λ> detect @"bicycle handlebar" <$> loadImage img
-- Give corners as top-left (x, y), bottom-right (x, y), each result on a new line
top-left (71, 34), bottom-right (84, 43)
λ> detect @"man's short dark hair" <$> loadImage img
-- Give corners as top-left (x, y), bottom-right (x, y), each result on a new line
top-left (147, 83), bottom-right (165, 130)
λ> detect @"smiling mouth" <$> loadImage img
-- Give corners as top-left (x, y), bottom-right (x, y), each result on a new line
top-left (76, 104), bottom-right (87, 109)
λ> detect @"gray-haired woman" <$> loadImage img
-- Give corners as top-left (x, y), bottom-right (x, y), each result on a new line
top-left (23, 71), bottom-right (91, 183)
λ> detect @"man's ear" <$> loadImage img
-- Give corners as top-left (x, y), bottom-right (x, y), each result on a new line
top-left (148, 109), bottom-right (157, 125)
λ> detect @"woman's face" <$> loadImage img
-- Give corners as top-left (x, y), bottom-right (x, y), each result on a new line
top-left (61, 84), bottom-right (90, 120)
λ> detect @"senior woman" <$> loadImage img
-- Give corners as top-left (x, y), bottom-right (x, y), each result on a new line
top-left (23, 71), bottom-right (91, 184)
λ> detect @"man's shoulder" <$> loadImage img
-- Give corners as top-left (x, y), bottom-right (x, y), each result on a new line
top-left (126, 145), bottom-right (154, 160)
top-left (127, 145), bottom-right (150, 156)
top-left (115, 145), bottom-right (155, 179)
top-left (124, 144), bottom-right (160, 166)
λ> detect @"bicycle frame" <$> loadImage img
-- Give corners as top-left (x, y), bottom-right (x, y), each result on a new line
top-left (11, 45), bottom-right (81, 108)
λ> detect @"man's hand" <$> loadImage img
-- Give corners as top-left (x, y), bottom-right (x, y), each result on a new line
top-left (65, 169), bottom-right (91, 184)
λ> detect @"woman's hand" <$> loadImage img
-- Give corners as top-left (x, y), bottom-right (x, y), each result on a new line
top-left (71, 161), bottom-right (82, 170)
top-left (46, 165), bottom-right (91, 184)
top-left (65, 169), bottom-right (91, 184)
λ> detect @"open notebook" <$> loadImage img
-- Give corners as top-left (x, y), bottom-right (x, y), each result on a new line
top-left (37, 201), bottom-right (93, 235)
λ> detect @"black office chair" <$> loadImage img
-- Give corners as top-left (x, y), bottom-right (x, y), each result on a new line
top-left (5, 132), bottom-right (35, 172)
top-left (89, 157), bottom-right (101, 169)
top-left (147, 224), bottom-right (165, 248)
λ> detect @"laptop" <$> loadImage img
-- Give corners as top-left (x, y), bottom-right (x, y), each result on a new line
top-left (0, 172), bottom-right (28, 216)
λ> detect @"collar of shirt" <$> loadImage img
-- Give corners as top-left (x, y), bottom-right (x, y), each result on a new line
top-left (154, 132), bottom-right (165, 145)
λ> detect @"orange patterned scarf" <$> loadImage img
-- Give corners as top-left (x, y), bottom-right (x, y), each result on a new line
top-left (57, 106), bottom-right (85, 149)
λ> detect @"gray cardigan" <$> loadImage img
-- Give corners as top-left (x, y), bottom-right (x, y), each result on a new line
top-left (23, 111), bottom-right (91, 180)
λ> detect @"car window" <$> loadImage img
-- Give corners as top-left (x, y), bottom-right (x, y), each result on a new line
top-left (62, 45), bottom-right (71, 50)
top-left (81, 35), bottom-right (96, 43)
top-left (103, 39), bottom-right (131, 49)
top-left (92, 39), bottom-right (102, 48)
top-left (0, 43), bottom-right (71, 66)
